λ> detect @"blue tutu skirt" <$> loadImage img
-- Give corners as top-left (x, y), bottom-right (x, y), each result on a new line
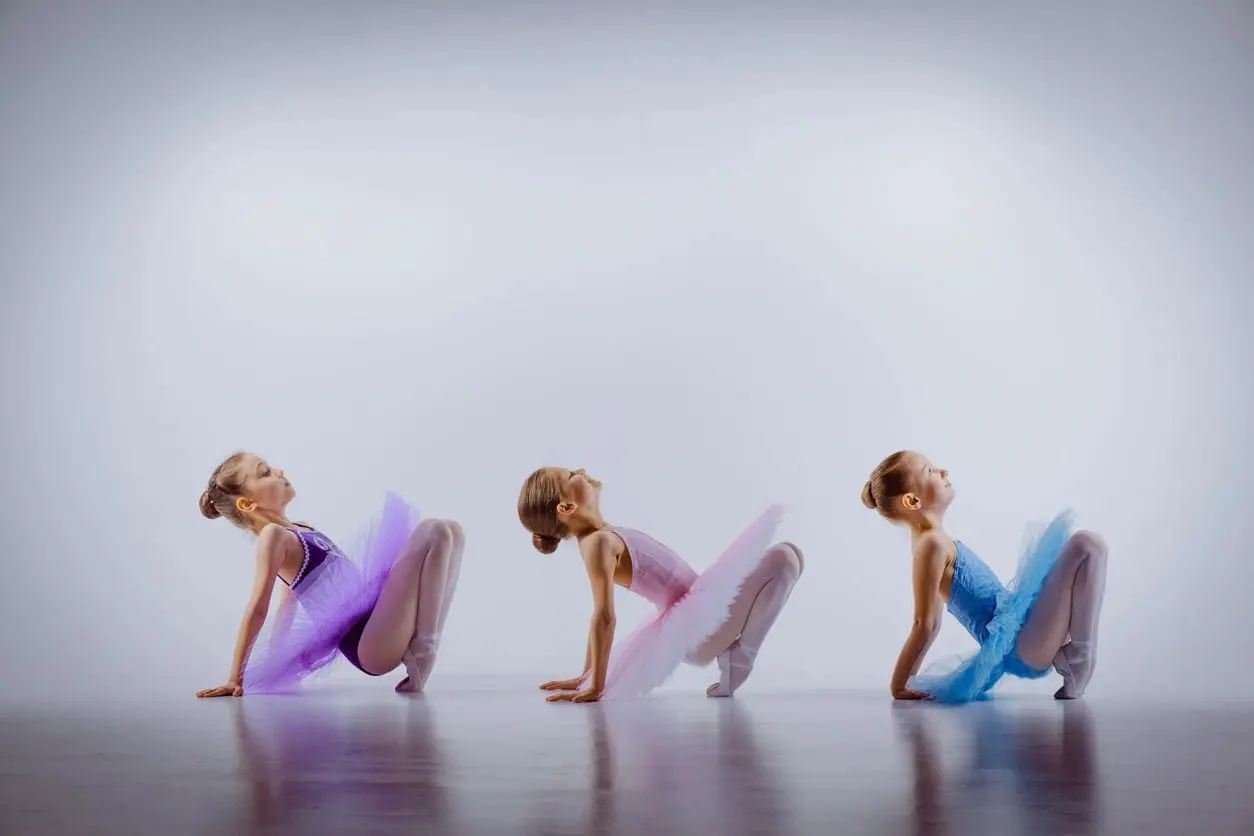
top-left (909, 511), bottom-right (1076, 703)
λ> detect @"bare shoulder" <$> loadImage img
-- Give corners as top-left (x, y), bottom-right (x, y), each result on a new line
top-left (580, 529), bottom-right (623, 566)
top-left (256, 523), bottom-right (299, 570)
top-left (912, 531), bottom-right (951, 567)
top-left (580, 529), bottom-right (624, 557)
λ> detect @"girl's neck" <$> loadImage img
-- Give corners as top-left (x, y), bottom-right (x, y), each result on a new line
top-left (569, 511), bottom-right (610, 540)
top-left (909, 510), bottom-right (948, 540)
top-left (249, 509), bottom-right (295, 535)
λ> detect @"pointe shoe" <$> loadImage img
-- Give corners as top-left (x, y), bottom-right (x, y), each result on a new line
top-left (706, 641), bottom-right (754, 698)
top-left (1052, 648), bottom-right (1078, 700)
top-left (1052, 641), bottom-right (1094, 700)
top-left (399, 633), bottom-right (440, 694)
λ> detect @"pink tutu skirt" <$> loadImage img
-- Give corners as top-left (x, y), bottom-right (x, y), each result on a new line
top-left (599, 504), bottom-right (785, 700)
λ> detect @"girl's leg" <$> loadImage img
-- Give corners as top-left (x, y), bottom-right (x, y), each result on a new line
top-left (435, 521), bottom-right (465, 637)
top-left (690, 542), bottom-right (805, 697)
top-left (354, 519), bottom-right (457, 684)
top-left (1014, 530), bottom-right (1109, 698)
top-left (397, 520), bottom-right (465, 692)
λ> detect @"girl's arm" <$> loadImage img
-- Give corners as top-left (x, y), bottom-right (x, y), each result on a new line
top-left (890, 535), bottom-right (947, 699)
top-left (547, 531), bottom-right (620, 703)
top-left (196, 525), bottom-right (291, 698)
top-left (271, 584), bottom-right (296, 639)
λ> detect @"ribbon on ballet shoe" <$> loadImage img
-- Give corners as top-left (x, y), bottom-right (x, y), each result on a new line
top-left (707, 641), bottom-right (755, 698)
top-left (1053, 647), bottom-right (1075, 678)
top-left (402, 631), bottom-right (443, 691)
top-left (706, 646), bottom-right (735, 698)
top-left (1053, 641), bottom-right (1095, 699)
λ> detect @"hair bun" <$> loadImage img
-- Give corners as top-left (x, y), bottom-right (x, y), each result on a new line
top-left (860, 481), bottom-right (877, 510)
top-left (532, 533), bottom-right (560, 555)
top-left (200, 490), bottom-right (222, 520)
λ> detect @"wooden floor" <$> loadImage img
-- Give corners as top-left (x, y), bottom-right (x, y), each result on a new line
top-left (2, 681), bottom-right (1251, 835)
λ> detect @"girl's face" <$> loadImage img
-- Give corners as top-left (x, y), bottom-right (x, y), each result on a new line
top-left (550, 467), bottom-right (602, 521)
top-left (911, 454), bottom-right (955, 513)
top-left (236, 453), bottom-right (295, 515)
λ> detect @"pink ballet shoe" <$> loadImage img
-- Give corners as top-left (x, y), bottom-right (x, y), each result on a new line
top-left (1052, 641), bottom-right (1095, 700)
top-left (706, 641), bottom-right (754, 698)
top-left (1052, 648), bottom-right (1078, 700)
top-left (398, 632), bottom-right (441, 694)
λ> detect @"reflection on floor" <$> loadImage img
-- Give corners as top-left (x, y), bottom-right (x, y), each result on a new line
top-left (1, 681), bottom-right (1251, 835)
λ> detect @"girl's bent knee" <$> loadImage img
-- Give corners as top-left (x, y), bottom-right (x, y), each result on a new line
top-left (1069, 530), bottom-right (1108, 562)
top-left (766, 542), bottom-right (804, 579)
top-left (446, 519), bottom-right (465, 545)
top-left (409, 519), bottom-right (455, 553)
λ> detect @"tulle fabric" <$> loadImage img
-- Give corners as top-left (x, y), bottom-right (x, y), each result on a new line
top-left (597, 504), bottom-right (785, 700)
top-left (242, 493), bottom-right (421, 694)
top-left (908, 510), bottom-right (1076, 704)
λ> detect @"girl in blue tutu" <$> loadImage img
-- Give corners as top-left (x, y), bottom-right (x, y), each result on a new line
top-left (194, 451), bottom-right (464, 697)
top-left (861, 451), bottom-right (1108, 703)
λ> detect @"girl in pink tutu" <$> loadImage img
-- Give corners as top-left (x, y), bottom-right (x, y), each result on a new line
top-left (194, 452), bottom-right (464, 697)
top-left (517, 467), bottom-right (804, 701)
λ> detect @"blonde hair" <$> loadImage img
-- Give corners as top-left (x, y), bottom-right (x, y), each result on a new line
top-left (517, 468), bottom-right (566, 554)
top-left (199, 451), bottom-right (252, 530)
top-left (861, 450), bottom-right (916, 520)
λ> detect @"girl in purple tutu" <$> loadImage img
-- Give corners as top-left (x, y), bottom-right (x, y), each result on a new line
top-left (194, 451), bottom-right (464, 697)
top-left (517, 467), bottom-right (804, 702)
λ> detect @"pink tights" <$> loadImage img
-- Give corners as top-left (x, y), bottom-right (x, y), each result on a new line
top-left (1015, 530), bottom-right (1109, 699)
top-left (690, 542), bottom-right (804, 697)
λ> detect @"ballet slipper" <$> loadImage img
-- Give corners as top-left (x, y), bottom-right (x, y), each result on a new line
top-left (706, 640), bottom-right (754, 698)
top-left (397, 632), bottom-right (441, 694)
top-left (1053, 640), bottom-right (1095, 700)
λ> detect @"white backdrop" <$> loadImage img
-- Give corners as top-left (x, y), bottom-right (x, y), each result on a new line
top-left (2, 2), bottom-right (1251, 702)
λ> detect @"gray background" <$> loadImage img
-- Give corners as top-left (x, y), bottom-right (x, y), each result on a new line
top-left (2, 1), bottom-right (1251, 703)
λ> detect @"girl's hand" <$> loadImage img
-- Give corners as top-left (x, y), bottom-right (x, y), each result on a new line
top-left (892, 687), bottom-right (929, 701)
top-left (546, 688), bottom-right (602, 703)
top-left (197, 682), bottom-right (243, 698)
top-left (540, 677), bottom-right (586, 691)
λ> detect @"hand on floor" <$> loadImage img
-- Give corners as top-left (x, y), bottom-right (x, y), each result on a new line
top-left (891, 687), bottom-right (929, 701)
top-left (546, 688), bottom-right (602, 703)
top-left (196, 682), bottom-right (243, 698)
top-left (540, 676), bottom-right (586, 691)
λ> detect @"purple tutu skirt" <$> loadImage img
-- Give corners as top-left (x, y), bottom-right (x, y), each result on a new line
top-left (242, 492), bottom-right (421, 694)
